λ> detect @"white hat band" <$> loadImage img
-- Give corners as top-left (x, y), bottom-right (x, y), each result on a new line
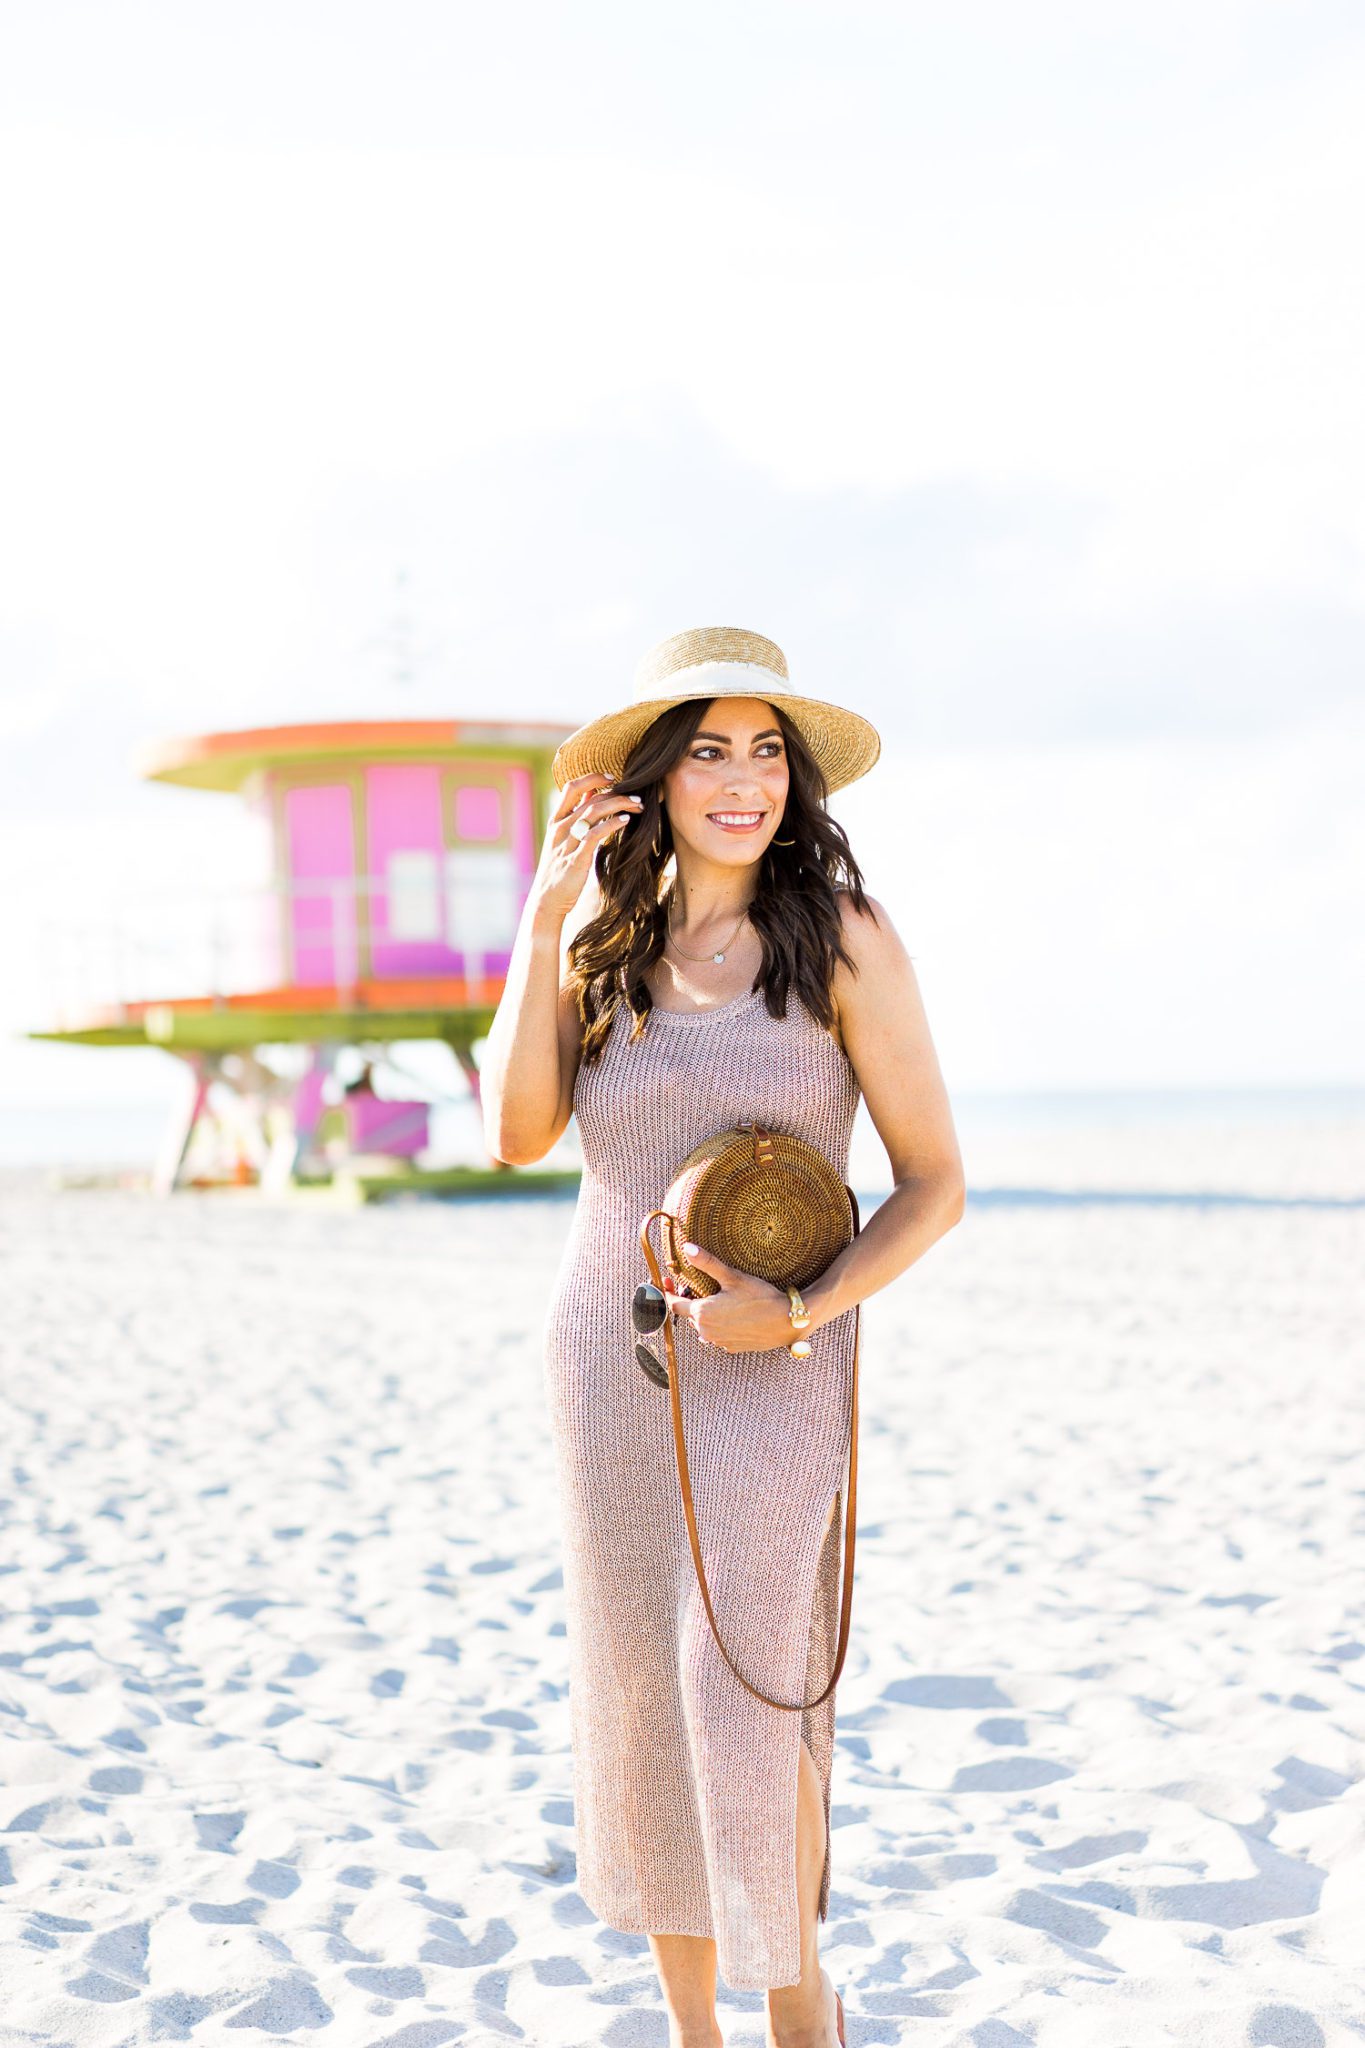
top-left (639, 660), bottom-right (793, 704)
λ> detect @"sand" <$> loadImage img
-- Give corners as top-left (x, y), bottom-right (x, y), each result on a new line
top-left (1, 1165), bottom-right (1362, 2046)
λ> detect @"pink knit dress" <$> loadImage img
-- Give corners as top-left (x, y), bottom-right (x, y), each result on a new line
top-left (542, 981), bottom-right (861, 1992)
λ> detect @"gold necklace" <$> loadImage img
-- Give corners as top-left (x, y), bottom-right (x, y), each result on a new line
top-left (665, 899), bottom-right (751, 965)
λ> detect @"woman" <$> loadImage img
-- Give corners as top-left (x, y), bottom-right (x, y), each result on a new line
top-left (481, 626), bottom-right (964, 2048)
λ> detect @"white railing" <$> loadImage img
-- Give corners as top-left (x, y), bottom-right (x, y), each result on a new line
top-left (33, 875), bottom-right (515, 1030)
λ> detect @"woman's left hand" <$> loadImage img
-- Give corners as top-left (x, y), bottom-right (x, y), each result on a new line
top-left (665, 1241), bottom-right (795, 1353)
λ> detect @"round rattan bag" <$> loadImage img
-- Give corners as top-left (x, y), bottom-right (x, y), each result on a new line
top-left (659, 1120), bottom-right (855, 1297)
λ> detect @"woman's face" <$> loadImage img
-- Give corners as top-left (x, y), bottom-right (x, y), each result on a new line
top-left (660, 696), bottom-right (791, 866)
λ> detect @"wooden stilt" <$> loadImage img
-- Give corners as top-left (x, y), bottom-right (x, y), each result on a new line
top-left (152, 1053), bottom-right (218, 1197)
top-left (262, 1044), bottom-right (337, 1196)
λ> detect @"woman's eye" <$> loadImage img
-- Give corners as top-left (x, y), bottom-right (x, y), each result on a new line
top-left (691, 743), bottom-right (783, 760)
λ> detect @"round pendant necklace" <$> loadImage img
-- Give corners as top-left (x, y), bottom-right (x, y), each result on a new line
top-left (665, 900), bottom-right (750, 965)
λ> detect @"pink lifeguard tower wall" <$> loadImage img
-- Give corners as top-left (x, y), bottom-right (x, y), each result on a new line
top-left (344, 1091), bottom-right (430, 1157)
top-left (259, 757), bottom-right (537, 987)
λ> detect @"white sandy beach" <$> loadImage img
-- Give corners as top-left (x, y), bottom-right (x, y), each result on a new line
top-left (2, 1141), bottom-right (1363, 2047)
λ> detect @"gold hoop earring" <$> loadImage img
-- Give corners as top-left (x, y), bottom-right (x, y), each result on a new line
top-left (772, 835), bottom-right (795, 846)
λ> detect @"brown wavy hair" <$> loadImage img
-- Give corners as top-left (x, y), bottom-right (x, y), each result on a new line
top-left (567, 698), bottom-right (878, 1065)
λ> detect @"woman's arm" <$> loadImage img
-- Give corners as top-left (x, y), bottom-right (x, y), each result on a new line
top-left (479, 772), bottom-right (641, 1165)
top-left (801, 892), bottom-right (965, 1332)
top-left (479, 900), bottom-right (579, 1166)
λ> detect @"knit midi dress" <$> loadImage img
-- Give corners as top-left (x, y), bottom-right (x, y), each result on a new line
top-left (542, 980), bottom-right (862, 1992)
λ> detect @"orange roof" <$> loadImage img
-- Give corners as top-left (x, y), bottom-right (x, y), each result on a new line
top-left (136, 717), bottom-right (577, 792)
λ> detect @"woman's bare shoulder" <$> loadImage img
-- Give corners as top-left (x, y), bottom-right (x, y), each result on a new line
top-left (828, 889), bottom-right (907, 1046)
top-left (832, 884), bottom-right (901, 961)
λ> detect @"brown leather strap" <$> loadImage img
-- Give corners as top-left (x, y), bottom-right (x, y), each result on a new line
top-left (744, 1123), bottom-right (777, 1168)
top-left (638, 1196), bottom-right (861, 1712)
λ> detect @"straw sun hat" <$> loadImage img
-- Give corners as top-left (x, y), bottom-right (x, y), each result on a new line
top-left (551, 625), bottom-right (882, 798)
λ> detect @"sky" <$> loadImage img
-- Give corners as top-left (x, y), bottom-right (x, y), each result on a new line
top-left (2, 0), bottom-right (1363, 1116)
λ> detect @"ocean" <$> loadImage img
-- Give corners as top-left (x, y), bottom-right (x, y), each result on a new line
top-left (3, 1087), bottom-right (1361, 1204)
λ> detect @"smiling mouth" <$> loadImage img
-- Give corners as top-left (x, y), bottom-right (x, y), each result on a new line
top-left (707, 811), bottom-right (768, 829)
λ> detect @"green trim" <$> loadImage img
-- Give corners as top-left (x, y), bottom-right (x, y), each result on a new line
top-left (28, 1026), bottom-right (160, 1048)
top-left (290, 1164), bottom-right (581, 1205)
top-left (150, 738), bottom-right (563, 793)
top-left (442, 760), bottom-right (519, 851)
top-left (28, 1008), bottom-right (498, 1053)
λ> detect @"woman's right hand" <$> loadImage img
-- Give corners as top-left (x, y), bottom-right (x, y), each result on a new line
top-left (530, 772), bottom-right (645, 923)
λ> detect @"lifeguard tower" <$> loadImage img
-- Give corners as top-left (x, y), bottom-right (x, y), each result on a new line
top-left (29, 717), bottom-right (579, 1196)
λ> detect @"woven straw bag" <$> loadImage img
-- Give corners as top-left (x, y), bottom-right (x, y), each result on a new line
top-left (638, 1122), bottom-right (862, 1712)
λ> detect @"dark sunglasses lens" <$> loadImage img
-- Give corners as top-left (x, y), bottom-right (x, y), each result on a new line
top-left (636, 1342), bottom-right (670, 1390)
top-left (632, 1282), bottom-right (667, 1333)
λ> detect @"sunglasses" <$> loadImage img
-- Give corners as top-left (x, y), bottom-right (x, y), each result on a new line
top-left (632, 1280), bottom-right (671, 1389)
